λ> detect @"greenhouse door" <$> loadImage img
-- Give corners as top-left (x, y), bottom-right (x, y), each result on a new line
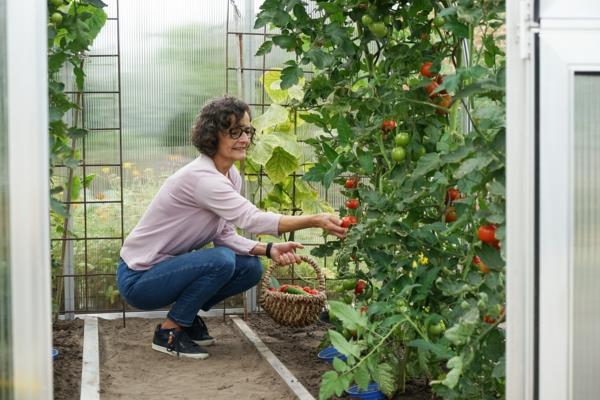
top-left (536, 2), bottom-right (600, 399)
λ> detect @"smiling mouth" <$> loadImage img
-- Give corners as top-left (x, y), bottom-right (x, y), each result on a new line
top-left (232, 147), bottom-right (247, 151)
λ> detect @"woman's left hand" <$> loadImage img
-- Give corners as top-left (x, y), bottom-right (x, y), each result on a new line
top-left (270, 242), bottom-right (304, 266)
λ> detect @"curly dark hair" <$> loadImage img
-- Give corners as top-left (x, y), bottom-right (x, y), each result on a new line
top-left (190, 96), bottom-right (252, 156)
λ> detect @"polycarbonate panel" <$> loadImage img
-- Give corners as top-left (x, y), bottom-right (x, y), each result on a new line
top-left (0, 0), bottom-right (12, 396)
top-left (572, 73), bottom-right (600, 398)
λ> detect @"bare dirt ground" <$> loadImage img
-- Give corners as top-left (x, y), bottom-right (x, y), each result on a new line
top-left (98, 317), bottom-right (295, 399)
top-left (53, 319), bottom-right (84, 400)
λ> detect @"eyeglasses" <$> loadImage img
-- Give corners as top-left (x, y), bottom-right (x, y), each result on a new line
top-left (226, 125), bottom-right (256, 140)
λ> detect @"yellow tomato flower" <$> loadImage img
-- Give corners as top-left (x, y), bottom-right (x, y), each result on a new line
top-left (418, 253), bottom-right (429, 265)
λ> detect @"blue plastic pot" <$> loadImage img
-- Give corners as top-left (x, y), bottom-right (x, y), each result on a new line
top-left (52, 348), bottom-right (59, 361)
top-left (345, 383), bottom-right (385, 400)
top-left (317, 346), bottom-right (347, 363)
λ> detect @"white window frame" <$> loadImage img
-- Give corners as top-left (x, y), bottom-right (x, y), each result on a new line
top-left (538, 28), bottom-right (600, 400)
top-left (7, 0), bottom-right (52, 398)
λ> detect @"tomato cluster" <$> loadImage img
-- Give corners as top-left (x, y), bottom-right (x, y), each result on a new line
top-left (420, 62), bottom-right (453, 115)
top-left (341, 176), bottom-right (360, 228)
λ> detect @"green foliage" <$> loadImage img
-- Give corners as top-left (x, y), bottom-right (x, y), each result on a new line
top-left (256, 0), bottom-right (505, 398)
top-left (48, 0), bottom-right (107, 227)
top-left (246, 70), bottom-right (333, 217)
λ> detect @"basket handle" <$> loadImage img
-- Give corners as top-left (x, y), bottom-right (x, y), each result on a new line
top-left (261, 255), bottom-right (326, 293)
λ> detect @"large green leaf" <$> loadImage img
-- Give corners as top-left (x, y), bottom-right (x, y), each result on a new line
top-left (264, 147), bottom-right (299, 184)
top-left (252, 104), bottom-right (289, 134)
top-left (328, 300), bottom-right (367, 331)
top-left (250, 131), bottom-right (301, 166)
top-left (328, 329), bottom-right (361, 358)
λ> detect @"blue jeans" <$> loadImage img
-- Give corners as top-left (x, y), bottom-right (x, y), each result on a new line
top-left (116, 247), bottom-right (262, 327)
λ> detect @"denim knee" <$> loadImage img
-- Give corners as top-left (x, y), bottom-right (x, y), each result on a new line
top-left (212, 247), bottom-right (236, 278)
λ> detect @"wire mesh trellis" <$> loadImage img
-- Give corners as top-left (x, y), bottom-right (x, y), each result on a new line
top-left (51, 0), bottom-right (351, 317)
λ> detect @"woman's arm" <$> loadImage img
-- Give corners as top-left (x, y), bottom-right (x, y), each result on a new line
top-left (278, 213), bottom-right (347, 239)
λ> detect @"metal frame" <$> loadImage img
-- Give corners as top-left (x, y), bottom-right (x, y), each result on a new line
top-left (52, 3), bottom-right (125, 316)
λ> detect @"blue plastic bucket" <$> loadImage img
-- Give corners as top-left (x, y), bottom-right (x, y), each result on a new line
top-left (52, 348), bottom-right (59, 361)
top-left (317, 346), bottom-right (347, 363)
top-left (345, 383), bottom-right (385, 400)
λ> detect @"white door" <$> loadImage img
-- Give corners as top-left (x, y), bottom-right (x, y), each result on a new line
top-left (538, 29), bottom-right (600, 400)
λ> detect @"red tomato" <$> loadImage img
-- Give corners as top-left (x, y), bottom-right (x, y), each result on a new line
top-left (445, 207), bottom-right (457, 222)
top-left (435, 74), bottom-right (444, 84)
top-left (472, 255), bottom-right (490, 273)
top-left (345, 177), bottom-right (358, 189)
top-left (340, 215), bottom-right (358, 228)
top-left (483, 315), bottom-right (496, 324)
top-left (381, 119), bottom-right (397, 132)
top-left (420, 61), bottom-right (433, 78)
top-left (446, 188), bottom-right (460, 203)
top-left (477, 225), bottom-right (497, 244)
top-left (345, 198), bottom-right (359, 209)
top-left (355, 279), bottom-right (367, 295)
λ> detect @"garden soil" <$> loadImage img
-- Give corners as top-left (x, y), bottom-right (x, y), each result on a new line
top-left (98, 317), bottom-right (295, 399)
top-left (245, 312), bottom-right (432, 400)
top-left (53, 318), bottom-right (84, 400)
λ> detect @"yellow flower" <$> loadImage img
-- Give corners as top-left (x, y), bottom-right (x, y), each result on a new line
top-left (418, 253), bottom-right (429, 265)
top-left (411, 260), bottom-right (418, 269)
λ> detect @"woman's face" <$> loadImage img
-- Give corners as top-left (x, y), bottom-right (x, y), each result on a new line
top-left (215, 111), bottom-right (254, 163)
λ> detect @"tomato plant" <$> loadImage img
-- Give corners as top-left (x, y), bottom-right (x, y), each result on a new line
top-left (256, 0), bottom-right (506, 398)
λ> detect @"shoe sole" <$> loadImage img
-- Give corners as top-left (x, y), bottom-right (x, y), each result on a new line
top-left (193, 338), bottom-right (215, 346)
top-left (151, 344), bottom-right (209, 359)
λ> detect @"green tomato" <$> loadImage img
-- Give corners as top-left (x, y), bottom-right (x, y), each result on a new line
top-left (412, 145), bottom-right (426, 161)
top-left (383, 15), bottom-right (392, 25)
top-left (50, 12), bottom-right (63, 25)
top-left (361, 14), bottom-right (373, 26)
top-left (388, 39), bottom-right (398, 47)
top-left (391, 146), bottom-right (406, 162)
top-left (394, 131), bottom-right (410, 146)
top-left (433, 16), bottom-right (445, 27)
top-left (428, 321), bottom-right (446, 337)
top-left (369, 22), bottom-right (388, 39)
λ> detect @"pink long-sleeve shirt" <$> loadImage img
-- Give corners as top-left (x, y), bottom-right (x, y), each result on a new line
top-left (120, 154), bottom-right (281, 271)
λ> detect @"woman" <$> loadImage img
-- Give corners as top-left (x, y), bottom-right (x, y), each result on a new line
top-left (117, 96), bottom-right (346, 359)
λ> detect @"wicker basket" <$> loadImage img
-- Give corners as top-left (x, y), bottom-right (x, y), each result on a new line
top-left (259, 255), bottom-right (327, 327)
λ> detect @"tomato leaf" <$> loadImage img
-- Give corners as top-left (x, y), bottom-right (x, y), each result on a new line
top-left (328, 329), bottom-right (361, 358)
top-left (328, 300), bottom-right (367, 331)
top-left (412, 153), bottom-right (441, 178)
top-left (479, 244), bottom-right (504, 269)
top-left (319, 370), bottom-right (339, 400)
top-left (442, 355), bottom-right (464, 389)
top-left (255, 40), bottom-right (273, 56)
top-left (354, 363), bottom-right (371, 390)
top-left (408, 339), bottom-right (453, 360)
